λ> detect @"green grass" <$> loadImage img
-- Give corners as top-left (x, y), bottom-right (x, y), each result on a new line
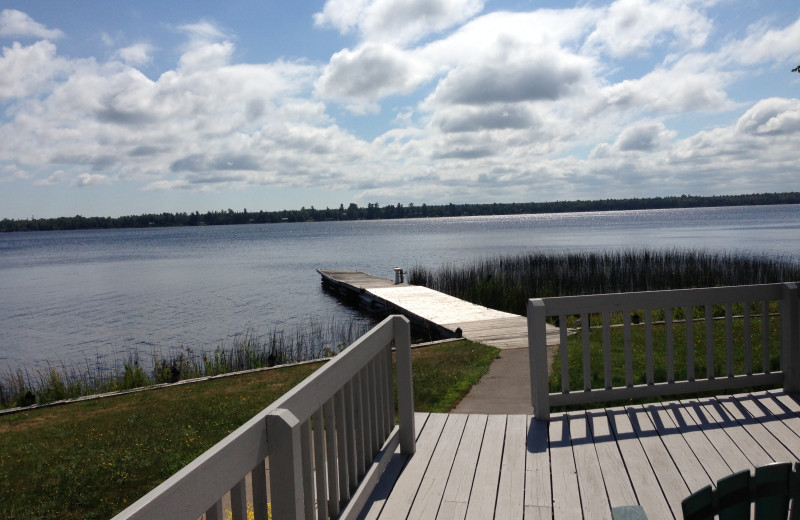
top-left (549, 312), bottom-right (782, 408)
top-left (404, 340), bottom-right (499, 413)
top-left (0, 340), bottom-right (497, 520)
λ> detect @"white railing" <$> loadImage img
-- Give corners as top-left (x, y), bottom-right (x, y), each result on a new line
top-left (112, 314), bottom-right (415, 520)
top-left (528, 282), bottom-right (800, 421)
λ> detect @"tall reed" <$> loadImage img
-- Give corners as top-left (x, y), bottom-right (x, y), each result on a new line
top-left (409, 249), bottom-right (800, 316)
top-left (0, 315), bottom-right (374, 409)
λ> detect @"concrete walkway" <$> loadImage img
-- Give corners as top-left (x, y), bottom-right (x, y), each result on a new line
top-left (452, 347), bottom-right (534, 414)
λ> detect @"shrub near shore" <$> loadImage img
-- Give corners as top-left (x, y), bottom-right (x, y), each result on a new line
top-left (410, 249), bottom-right (800, 316)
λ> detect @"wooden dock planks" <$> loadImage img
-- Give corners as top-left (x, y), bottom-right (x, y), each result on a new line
top-left (318, 269), bottom-right (559, 350)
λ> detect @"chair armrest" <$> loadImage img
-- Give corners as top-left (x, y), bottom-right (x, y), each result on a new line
top-left (611, 505), bottom-right (648, 520)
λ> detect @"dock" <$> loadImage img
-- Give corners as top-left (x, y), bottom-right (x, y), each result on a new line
top-left (318, 269), bottom-right (559, 351)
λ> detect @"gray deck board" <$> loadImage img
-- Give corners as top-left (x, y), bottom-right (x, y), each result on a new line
top-left (363, 392), bottom-right (800, 519)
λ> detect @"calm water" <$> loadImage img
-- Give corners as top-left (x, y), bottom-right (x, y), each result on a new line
top-left (1, 205), bottom-right (798, 371)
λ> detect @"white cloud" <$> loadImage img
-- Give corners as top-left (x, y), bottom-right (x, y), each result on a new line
top-left (599, 59), bottom-right (731, 113)
top-left (429, 54), bottom-right (587, 105)
top-left (725, 17), bottom-right (800, 67)
top-left (177, 21), bottom-right (227, 43)
top-left (115, 43), bottom-right (154, 66)
top-left (33, 170), bottom-right (69, 186)
top-left (73, 173), bottom-right (111, 187)
top-left (613, 121), bottom-right (676, 151)
top-left (736, 98), bottom-right (800, 136)
top-left (433, 104), bottom-right (537, 133)
top-left (316, 43), bottom-right (432, 103)
top-left (582, 0), bottom-right (712, 57)
top-left (0, 40), bottom-right (70, 101)
top-left (0, 9), bottom-right (63, 40)
top-left (314, 0), bottom-right (484, 44)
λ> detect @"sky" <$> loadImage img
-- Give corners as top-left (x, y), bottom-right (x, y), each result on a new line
top-left (0, 0), bottom-right (799, 219)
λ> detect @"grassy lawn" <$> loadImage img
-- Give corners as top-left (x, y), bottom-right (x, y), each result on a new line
top-left (0, 340), bottom-right (497, 520)
top-left (550, 311), bottom-right (782, 405)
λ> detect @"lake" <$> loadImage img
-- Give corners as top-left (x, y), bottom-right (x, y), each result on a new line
top-left (1, 204), bottom-right (798, 372)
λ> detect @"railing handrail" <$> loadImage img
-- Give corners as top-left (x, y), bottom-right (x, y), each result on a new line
top-left (112, 314), bottom-right (414, 520)
top-left (111, 404), bottom-right (274, 520)
top-left (536, 283), bottom-right (784, 314)
top-left (529, 282), bottom-right (799, 421)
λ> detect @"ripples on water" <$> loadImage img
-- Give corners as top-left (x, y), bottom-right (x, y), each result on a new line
top-left (1, 205), bottom-right (798, 371)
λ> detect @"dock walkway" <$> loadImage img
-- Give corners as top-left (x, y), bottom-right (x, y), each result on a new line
top-left (318, 269), bottom-right (559, 350)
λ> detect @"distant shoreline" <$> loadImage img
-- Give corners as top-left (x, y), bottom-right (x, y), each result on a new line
top-left (2, 191), bottom-right (799, 232)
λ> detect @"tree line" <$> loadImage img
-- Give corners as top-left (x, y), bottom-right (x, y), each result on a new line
top-left (2, 191), bottom-right (799, 232)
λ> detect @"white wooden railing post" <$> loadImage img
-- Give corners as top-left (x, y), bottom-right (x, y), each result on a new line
top-left (266, 408), bottom-right (305, 519)
top-left (528, 299), bottom-right (550, 421)
top-left (394, 315), bottom-right (415, 455)
top-left (782, 283), bottom-right (800, 394)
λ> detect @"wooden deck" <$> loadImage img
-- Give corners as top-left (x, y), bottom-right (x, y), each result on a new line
top-left (358, 390), bottom-right (800, 520)
top-left (318, 269), bottom-right (559, 350)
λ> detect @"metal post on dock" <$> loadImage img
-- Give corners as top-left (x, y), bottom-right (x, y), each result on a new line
top-left (394, 267), bottom-right (404, 284)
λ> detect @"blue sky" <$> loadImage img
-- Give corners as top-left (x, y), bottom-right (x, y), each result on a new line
top-left (1, 0), bottom-right (798, 219)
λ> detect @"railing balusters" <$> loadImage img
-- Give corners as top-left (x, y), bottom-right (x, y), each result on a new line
top-left (205, 500), bottom-right (223, 520)
top-left (383, 346), bottom-right (393, 434)
top-left (665, 307), bottom-right (674, 383)
top-left (705, 305), bottom-right (714, 380)
top-left (762, 300), bottom-right (770, 374)
top-left (743, 302), bottom-right (752, 375)
top-left (313, 408), bottom-right (328, 520)
top-left (375, 356), bottom-right (386, 451)
top-left (582, 313), bottom-right (591, 391)
top-left (230, 478), bottom-right (247, 520)
top-left (624, 310), bottom-right (632, 387)
top-left (528, 284), bottom-right (794, 415)
top-left (602, 311), bottom-right (612, 390)
top-left (359, 366), bottom-right (372, 472)
top-left (725, 303), bottom-right (734, 377)
top-left (251, 460), bottom-right (268, 520)
top-left (686, 305), bottom-right (695, 381)
top-left (344, 379), bottom-right (358, 492)
top-left (301, 420), bottom-right (315, 519)
top-left (353, 371), bottom-right (367, 479)
top-left (645, 308), bottom-right (654, 385)
top-left (324, 398), bottom-right (340, 517)
top-left (560, 315), bottom-right (569, 393)
top-left (334, 386), bottom-right (351, 505)
top-left (374, 355), bottom-right (386, 451)
top-left (368, 358), bottom-right (380, 455)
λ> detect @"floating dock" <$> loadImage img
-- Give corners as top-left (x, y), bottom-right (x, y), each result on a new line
top-left (318, 269), bottom-right (559, 350)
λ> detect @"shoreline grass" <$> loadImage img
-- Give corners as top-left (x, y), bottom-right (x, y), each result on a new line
top-left (0, 316), bottom-right (376, 410)
top-left (0, 339), bottom-right (496, 520)
top-left (409, 248), bottom-right (800, 316)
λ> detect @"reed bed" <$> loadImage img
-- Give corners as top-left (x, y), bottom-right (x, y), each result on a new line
top-left (409, 249), bottom-right (800, 316)
top-left (0, 316), bottom-right (375, 409)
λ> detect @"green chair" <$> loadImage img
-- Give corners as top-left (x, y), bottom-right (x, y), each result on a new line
top-left (682, 462), bottom-right (800, 519)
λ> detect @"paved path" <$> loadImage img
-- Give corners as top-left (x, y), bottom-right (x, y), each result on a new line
top-left (452, 347), bottom-right (534, 414)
